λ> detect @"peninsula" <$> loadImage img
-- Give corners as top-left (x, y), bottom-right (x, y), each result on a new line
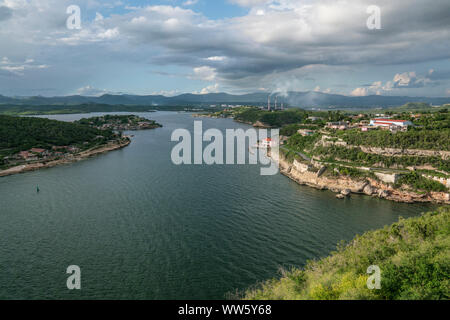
top-left (75, 114), bottom-right (162, 131)
top-left (0, 114), bottom-right (161, 177)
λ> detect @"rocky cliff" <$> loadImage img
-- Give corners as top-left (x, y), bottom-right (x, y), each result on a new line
top-left (277, 153), bottom-right (450, 204)
top-left (319, 135), bottom-right (450, 160)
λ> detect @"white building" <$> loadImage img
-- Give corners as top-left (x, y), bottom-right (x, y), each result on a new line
top-left (259, 138), bottom-right (273, 148)
top-left (370, 119), bottom-right (414, 128)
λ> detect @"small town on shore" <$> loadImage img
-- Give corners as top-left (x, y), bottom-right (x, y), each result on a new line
top-left (76, 114), bottom-right (163, 131)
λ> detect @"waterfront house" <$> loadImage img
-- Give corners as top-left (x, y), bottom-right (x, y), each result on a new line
top-left (30, 148), bottom-right (48, 156)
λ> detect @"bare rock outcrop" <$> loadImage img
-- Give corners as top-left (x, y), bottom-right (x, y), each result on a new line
top-left (341, 189), bottom-right (352, 197)
top-left (378, 190), bottom-right (390, 199)
top-left (363, 184), bottom-right (375, 196)
top-left (276, 154), bottom-right (449, 205)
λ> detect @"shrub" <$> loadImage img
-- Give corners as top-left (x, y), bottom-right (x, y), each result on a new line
top-left (244, 206), bottom-right (450, 300)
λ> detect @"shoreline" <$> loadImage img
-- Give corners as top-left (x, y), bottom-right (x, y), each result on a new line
top-left (192, 113), bottom-right (274, 128)
top-left (0, 139), bottom-right (131, 178)
top-left (274, 151), bottom-right (450, 205)
top-left (194, 113), bottom-right (449, 205)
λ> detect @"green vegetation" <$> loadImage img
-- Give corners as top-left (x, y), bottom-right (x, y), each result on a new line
top-left (76, 114), bottom-right (162, 130)
top-left (396, 102), bottom-right (433, 111)
top-left (213, 107), bottom-right (308, 127)
top-left (328, 165), bottom-right (372, 179)
top-left (285, 133), bottom-right (320, 155)
top-left (231, 107), bottom-right (263, 123)
top-left (281, 128), bottom-right (449, 192)
top-left (258, 110), bottom-right (306, 127)
top-left (0, 103), bottom-right (219, 116)
top-left (280, 123), bottom-right (320, 136)
top-left (245, 206), bottom-right (450, 300)
top-left (0, 115), bottom-right (116, 159)
top-left (274, 108), bottom-right (450, 192)
top-left (395, 172), bottom-right (448, 193)
top-left (337, 128), bottom-right (450, 151)
top-left (312, 145), bottom-right (450, 173)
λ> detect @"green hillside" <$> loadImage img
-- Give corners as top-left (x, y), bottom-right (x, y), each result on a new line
top-left (0, 115), bottom-right (116, 158)
top-left (245, 206), bottom-right (449, 300)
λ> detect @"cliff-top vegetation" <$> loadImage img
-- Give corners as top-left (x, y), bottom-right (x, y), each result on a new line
top-left (244, 206), bottom-right (449, 300)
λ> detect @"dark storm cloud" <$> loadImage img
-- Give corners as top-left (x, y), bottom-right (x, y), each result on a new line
top-left (0, 6), bottom-right (12, 21)
top-left (104, 0), bottom-right (450, 84)
top-left (0, 0), bottom-right (449, 95)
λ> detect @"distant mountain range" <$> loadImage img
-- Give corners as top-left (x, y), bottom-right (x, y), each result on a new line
top-left (0, 91), bottom-right (449, 109)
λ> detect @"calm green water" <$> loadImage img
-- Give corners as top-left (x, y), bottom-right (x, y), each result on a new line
top-left (0, 112), bottom-right (434, 299)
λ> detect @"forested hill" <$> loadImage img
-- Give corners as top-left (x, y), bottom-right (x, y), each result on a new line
top-left (0, 92), bottom-right (449, 108)
top-left (0, 103), bottom-right (202, 115)
top-left (0, 115), bottom-right (116, 156)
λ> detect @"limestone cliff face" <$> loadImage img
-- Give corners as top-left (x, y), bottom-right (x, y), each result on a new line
top-left (359, 146), bottom-right (450, 160)
top-left (277, 154), bottom-right (450, 204)
top-left (318, 136), bottom-right (450, 160)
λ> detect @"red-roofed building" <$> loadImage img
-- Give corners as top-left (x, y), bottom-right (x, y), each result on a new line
top-left (370, 119), bottom-right (413, 128)
top-left (30, 148), bottom-right (47, 154)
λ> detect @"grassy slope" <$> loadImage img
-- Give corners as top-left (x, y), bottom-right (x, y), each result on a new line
top-left (245, 206), bottom-right (449, 300)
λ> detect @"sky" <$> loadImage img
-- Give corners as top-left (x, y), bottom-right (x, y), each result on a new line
top-left (0, 0), bottom-right (449, 97)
